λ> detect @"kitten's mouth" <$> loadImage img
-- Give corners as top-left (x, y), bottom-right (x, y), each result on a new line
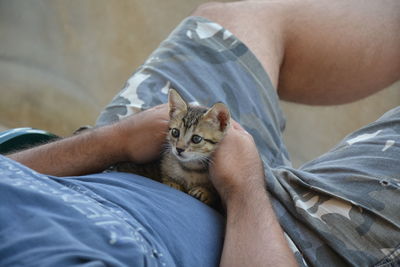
top-left (173, 152), bottom-right (194, 162)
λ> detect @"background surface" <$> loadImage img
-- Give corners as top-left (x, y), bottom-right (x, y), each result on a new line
top-left (1, 0), bottom-right (399, 166)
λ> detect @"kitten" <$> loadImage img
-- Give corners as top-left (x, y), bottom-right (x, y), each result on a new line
top-left (161, 88), bottom-right (230, 205)
top-left (114, 88), bottom-right (230, 206)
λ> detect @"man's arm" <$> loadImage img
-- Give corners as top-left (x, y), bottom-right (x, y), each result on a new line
top-left (7, 105), bottom-right (169, 176)
top-left (210, 121), bottom-right (297, 267)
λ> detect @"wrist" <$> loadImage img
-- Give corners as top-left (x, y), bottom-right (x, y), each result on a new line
top-left (93, 123), bottom-right (129, 164)
top-left (224, 177), bottom-right (267, 210)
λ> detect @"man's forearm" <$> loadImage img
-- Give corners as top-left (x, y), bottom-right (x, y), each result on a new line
top-left (220, 181), bottom-right (297, 267)
top-left (7, 125), bottom-right (124, 176)
top-left (7, 105), bottom-right (169, 177)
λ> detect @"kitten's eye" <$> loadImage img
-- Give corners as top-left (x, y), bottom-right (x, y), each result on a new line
top-left (191, 135), bottom-right (203, 144)
top-left (171, 128), bottom-right (180, 138)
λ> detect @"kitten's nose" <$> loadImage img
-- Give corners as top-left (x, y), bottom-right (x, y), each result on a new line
top-left (176, 147), bottom-right (184, 155)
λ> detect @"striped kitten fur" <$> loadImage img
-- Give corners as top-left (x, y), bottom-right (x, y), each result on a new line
top-left (115, 88), bottom-right (230, 206)
top-left (162, 88), bottom-right (230, 205)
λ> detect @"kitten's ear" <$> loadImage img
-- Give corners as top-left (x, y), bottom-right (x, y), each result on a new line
top-left (168, 88), bottom-right (187, 118)
top-left (203, 102), bottom-right (231, 132)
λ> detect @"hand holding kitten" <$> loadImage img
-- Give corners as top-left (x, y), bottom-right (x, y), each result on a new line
top-left (117, 104), bottom-right (169, 164)
top-left (209, 120), bottom-right (266, 206)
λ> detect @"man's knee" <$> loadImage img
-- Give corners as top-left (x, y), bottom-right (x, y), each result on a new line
top-left (190, 0), bottom-right (289, 89)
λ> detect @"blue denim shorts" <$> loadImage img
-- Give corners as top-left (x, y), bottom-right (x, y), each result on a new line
top-left (97, 16), bottom-right (400, 267)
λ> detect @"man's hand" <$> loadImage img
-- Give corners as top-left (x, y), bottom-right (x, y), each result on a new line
top-left (117, 104), bottom-right (169, 164)
top-left (209, 120), bottom-right (265, 205)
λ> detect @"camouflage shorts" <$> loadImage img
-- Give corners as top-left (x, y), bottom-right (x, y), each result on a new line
top-left (97, 17), bottom-right (400, 266)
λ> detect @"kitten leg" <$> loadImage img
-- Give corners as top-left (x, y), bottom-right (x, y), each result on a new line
top-left (188, 186), bottom-right (215, 205)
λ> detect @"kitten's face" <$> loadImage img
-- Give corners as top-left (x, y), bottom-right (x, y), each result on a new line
top-left (167, 89), bottom-right (230, 162)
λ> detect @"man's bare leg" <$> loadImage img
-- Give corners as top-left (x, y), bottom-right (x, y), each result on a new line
top-left (192, 0), bottom-right (400, 105)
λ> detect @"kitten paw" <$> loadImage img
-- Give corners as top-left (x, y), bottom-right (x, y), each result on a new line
top-left (163, 180), bottom-right (184, 191)
top-left (188, 186), bottom-right (214, 205)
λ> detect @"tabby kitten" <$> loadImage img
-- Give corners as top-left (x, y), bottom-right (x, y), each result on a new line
top-left (115, 88), bottom-right (230, 206)
top-left (161, 88), bottom-right (230, 205)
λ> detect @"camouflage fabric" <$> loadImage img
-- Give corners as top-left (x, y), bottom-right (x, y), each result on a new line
top-left (97, 17), bottom-right (400, 266)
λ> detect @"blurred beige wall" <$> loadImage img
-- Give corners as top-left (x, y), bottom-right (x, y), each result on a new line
top-left (282, 81), bottom-right (400, 167)
top-left (0, 0), bottom-right (219, 135)
top-left (0, 0), bottom-right (399, 165)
